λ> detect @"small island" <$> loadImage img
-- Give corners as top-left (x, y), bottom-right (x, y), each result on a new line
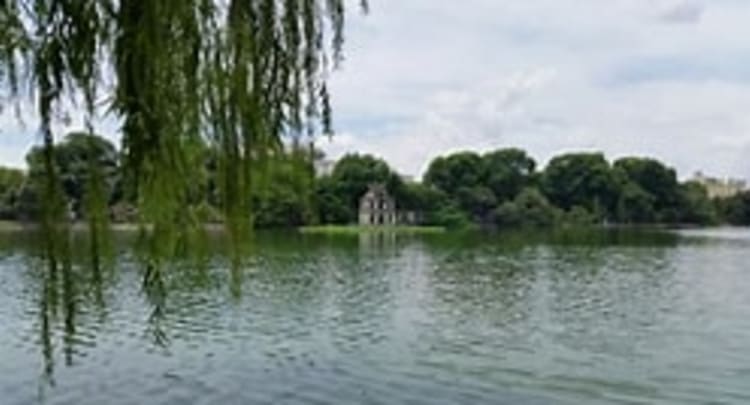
top-left (1, 134), bottom-right (749, 232)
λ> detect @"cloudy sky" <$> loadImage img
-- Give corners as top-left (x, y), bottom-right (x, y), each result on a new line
top-left (320, 0), bottom-right (750, 179)
top-left (2, 0), bottom-right (749, 181)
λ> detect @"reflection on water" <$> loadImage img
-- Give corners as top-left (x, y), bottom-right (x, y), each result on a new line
top-left (1, 228), bottom-right (750, 404)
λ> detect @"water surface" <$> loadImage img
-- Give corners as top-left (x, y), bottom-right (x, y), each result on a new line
top-left (1, 228), bottom-right (749, 404)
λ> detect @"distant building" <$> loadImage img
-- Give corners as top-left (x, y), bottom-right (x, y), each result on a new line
top-left (693, 171), bottom-right (747, 199)
top-left (359, 184), bottom-right (397, 226)
top-left (399, 174), bottom-right (416, 183)
top-left (358, 184), bottom-right (422, 226)
top-left (314, 159), bottom-right (335, 177)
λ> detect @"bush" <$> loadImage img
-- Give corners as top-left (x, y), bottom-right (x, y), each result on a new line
top-left (563, 205), bottom-right (599, 226)
top-left (493, 188), bottom-right (561, 228)
top-left (428, 203), bottom-right (473, 229)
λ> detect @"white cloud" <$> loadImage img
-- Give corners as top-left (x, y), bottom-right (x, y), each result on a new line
top-left (322, 69), bottom-right (557, 175)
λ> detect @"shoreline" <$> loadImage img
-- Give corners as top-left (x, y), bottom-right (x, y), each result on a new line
top-left (0, 221), bottom-right (226, 233)
top-left (1, 220), bottom-right (743, 234)
top-left (299, 225), bottom-right (447, 235)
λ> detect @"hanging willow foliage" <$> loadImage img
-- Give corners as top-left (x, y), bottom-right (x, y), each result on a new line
top-left (0, 0), bottom-right (366, 262)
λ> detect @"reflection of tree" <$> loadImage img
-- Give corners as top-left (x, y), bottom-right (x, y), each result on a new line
top-left (62, 263), bottom-right (77, 367)
top-left (29, 230), bottom-right (114, 388)
top-left (138, 234), bottom-right (246, 348)
top-left (37, 259), bottom-right (78, 388)
top-left (40, 277), bottom-right (55, 388)
top-left (143, 261), bottom-right (170, 349)
top-left (230, 260), bottom-right (243, 301)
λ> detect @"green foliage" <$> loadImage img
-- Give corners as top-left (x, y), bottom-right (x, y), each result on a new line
top-left (563, 206), bottom-right (599, 226)
top-left (424, 151), bottom-right (485, 196)
top-left (0, 166), bottom-right (25, 219)
top-left (421, 149), bottom-right (724, 228)
top-left (7, 136), bottom-right (745, 235)
top-left (541, 153), bottom-right (620, 216)
top-left (0, 166), bottom-right (24, 195)
top-left (483, 148), bottom-right (536, 203)
top-left (676, 181), bottom-right (718, 225)
top-left (455, 185), bottom-right (497, 221)
top-left (398, 182), bottom-right (444, 212)
top-left (25, 132), bottom-right (119, 219)
top-left (315, 176), bottom-right (354, 225)
top-left (252, 149), bottom-right (316, 229)
top-left (493, 188), bottom-right (561, 228)
top-left (428, 202), bottom-right (473, 229)
top-left (254, 187), bottom-right (311, 228)
top-left (424, 151), bottom-right (512, 221)
top-left (615, 181), bottom-right (656, 224)
top-left (421, 149), bottom-right (541, 226)
top-left (392, 182), bottom-right (468, 228)
top-left (613, 157), bottom-right (681, 222)
top-left (715, 191), bottom-right (750, 226)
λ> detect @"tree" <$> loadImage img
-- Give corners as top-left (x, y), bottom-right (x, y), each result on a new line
top-left (315, 176), bottom-right (353, 225)
top-left (615, 181), bottom-right (656, 224)
top-left (716, 191), bottom-right (750, 226)
top-left (429, 202), bottom-right (473, 229)
top-left (424, 151), bottom-right (496, 220)
top-left (563, 205), bottom-right (600, 226)
top-left (541, 153), bottom-right (619, 219)
top-left (613, 157), bottom-right (681, 222)
top-left (252, 149), bottom-right (316, 228)
top-left (25, 132), bottom-right (119, 219)
top-left (676, 181), bottom-right (718, 225)
top-left (493, 188), bottom-right (561, 228)
top-left (0, 167), bottom-right (24, 196)
top-left (0, 166), bottom-right (25, 219)
top-left (322, 154), bottom-right (403, 223)
top-left (483, 148), bottom-right (536, 203)
top-left (424, 152), bottom-right (486, 196)
top-left (397, 182), bottom-right (442, 212)
top-left (455, 185), bottom-right (497, 222)
top-left (254, 185), bottom-right (313, 229)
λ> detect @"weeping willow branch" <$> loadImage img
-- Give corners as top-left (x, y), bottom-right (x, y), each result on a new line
top-left (1, 0), bottom-right (366, 261)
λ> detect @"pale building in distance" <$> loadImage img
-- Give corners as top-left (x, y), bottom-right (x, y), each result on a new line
top-left (692, 172), bottom-right (747, 199)
top-left (399, 174), bottom-right (416, 184)
top-left (359, 184), bottom-right (397, 226)
top-left (314, 159), bottom-right (335, 177)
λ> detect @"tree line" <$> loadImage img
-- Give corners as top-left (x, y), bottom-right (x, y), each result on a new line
top-left (317, 148), bottom-right (746, 229)
top-left (1, 132), bottom-right (749, 229)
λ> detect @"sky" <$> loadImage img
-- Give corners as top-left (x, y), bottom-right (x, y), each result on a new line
top-left (2, 0), bottom-right (749, 181)
top-left (319, 0), bottom-right (750, 180)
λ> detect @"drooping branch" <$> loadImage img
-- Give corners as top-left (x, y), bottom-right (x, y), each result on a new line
top-left (0, 0), bottom-right (367, 255)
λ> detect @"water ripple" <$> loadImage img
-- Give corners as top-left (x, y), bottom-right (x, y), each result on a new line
top-left (1, 229), bottom-right (750, 404)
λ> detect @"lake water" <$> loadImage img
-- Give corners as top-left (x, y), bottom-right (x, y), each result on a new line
top-left (1, 228), bottom-right (750, 404)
